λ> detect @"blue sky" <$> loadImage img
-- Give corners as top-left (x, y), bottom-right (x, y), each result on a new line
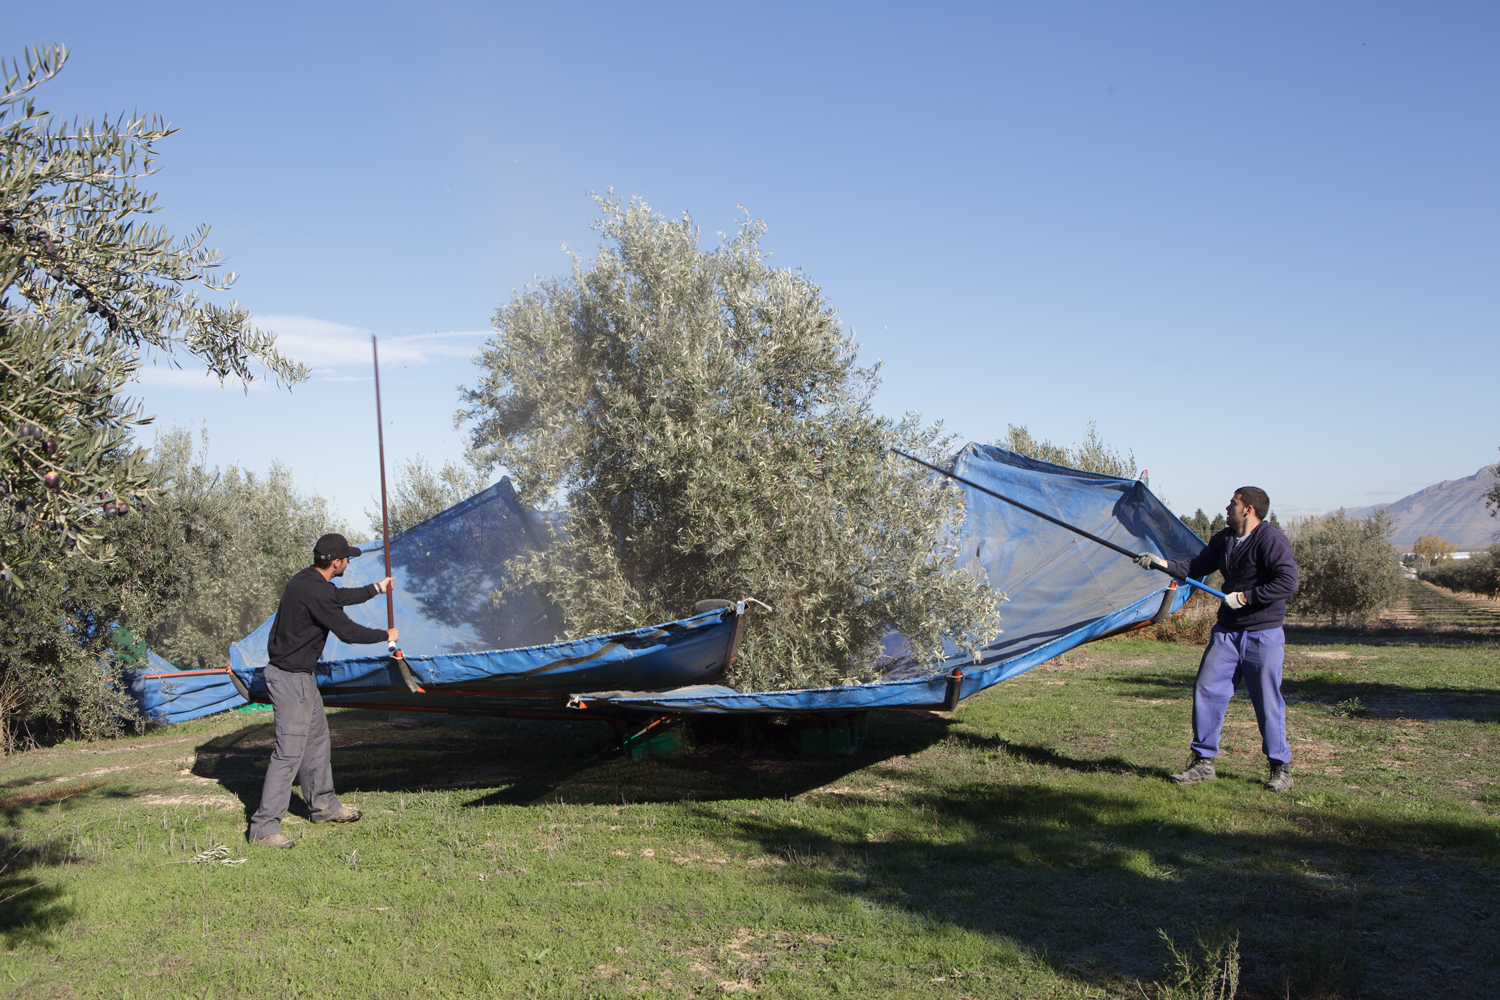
top-left (11, 2), bottom-right (1498, 525)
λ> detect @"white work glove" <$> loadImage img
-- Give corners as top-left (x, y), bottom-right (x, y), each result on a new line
top-left (1134, 552), bottom-right (1168, 572)
top-left (1224, 592), bottom-right (1247, 610)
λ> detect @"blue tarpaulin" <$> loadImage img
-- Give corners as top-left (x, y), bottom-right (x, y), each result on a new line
top-left (122, 651), bottom-right (247, 724)
top-left (228, 479), bottom-right (745, 711)
top-left (570, 443), bottom-right (1205, 713)
top-left (218, 444), bottom-right (1205, 719)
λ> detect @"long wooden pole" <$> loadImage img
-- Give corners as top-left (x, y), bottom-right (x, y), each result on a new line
top-left (373, 335), bottom-right (394, 635)
top-left (890, 448), bottom-right (1229, 601)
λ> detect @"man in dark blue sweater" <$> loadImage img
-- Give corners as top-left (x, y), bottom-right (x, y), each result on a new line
top-left (248, 533), bottom-right (397, 848)
top-left (1137, 487), bottom-right (1300, 792)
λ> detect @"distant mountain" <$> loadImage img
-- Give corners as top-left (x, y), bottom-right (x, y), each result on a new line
top-left (1340, 464), bottom-right (1499, 548)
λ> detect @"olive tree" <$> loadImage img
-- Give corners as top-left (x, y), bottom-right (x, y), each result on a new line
top-left (460, 195), bottom-right (1001, 690)
top-left (137, 428), bottom-right (364, 671)
top-left (1288, 509), bottom-right (1404, 625)
top-left (999, 420), bottom-right (1137, 478)
top-left (0, 426), bottom-right (359, 744)
top-left (1421, 548), bottom-right (1500, 600)
top-left (1, 45), bottom-right (305, 587)
top-left (367, 454), bottom-right (488, 537)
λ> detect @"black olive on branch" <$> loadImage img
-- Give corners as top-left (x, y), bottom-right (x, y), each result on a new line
top-left (43, 471), bottom-right (60, 489)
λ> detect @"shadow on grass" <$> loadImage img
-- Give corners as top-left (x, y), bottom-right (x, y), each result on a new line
top-left (1286, 622), bottom-right (1500, 644)
top-left (182, 704), bottom-right (1500, 997)
top-left (1116, 670), bottom-right (1500, 723)
top-left (947, 731), bottom-right (1167, 779)
top-left (192, 710), bottom-right (955, 816)
top-left (713, 776), bottom-right (1499, 999)
top-left (0, 837), bottom-right (74, 947)
top-left (0, 785), bottom-right (106, 946)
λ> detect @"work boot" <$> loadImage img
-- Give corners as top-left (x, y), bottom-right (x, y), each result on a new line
top-left (1170, 753), bottom-right (1216, 785)
top-left (251, 832), bottom-right (294, 849)
top-left (313, 804), bottom-right (362, 824)
top-left (1266, 761), bottom-right (1293, 793)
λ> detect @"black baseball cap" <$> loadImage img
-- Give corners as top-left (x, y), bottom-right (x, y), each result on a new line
top-left (314, 533), bottom-right (363, 560)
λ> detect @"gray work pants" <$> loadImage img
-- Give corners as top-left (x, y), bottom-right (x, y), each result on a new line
top-left (248, 664), bottom-right (344, 839)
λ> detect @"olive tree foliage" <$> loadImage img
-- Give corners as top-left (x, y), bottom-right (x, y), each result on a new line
top-left (367, 454), bottom-right (489, 538)
top-left (0, 426), bottom-right (358, 745)
top-left (999, 421), bottom-right (1137, 479)
top-left (0, 509), bottom-right (174, 746)
top-left (138, 428), bottom-right (364, 672)
top-left (1421, 547), bottom-right (1500, 600)
top-left (1287, 509), bottom-right (1404, 625)
top-left (460, 195), bottom-right (1001, 690)
top-left (1483, 452), bottom-right (1500, 534)
top-left (0, 45), bottom-right (305, 587)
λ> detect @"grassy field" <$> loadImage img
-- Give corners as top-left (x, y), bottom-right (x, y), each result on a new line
top-left (1, 581), bottom-right (1496, 998)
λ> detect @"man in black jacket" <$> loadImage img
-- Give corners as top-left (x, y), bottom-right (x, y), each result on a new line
top-left (248, 533), bottom-right (397, 848)
top-left (1137, 487), bottom-right (1299, 792)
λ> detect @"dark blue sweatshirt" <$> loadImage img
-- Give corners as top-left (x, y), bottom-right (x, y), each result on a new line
top-left (1166, 522), bottom-right (1299, 632)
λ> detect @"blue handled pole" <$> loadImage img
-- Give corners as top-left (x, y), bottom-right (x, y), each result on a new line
top-left (890, 449), bottom-right (1231, 601)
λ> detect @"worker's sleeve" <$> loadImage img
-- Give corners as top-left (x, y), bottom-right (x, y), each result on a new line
top-left (333, 583), bottom-right (379, 607)
top-left (1247, 531), bottom-right (1299, 605)
top-left (1166, 533), bottom-right (1222, 583)
top-left (308, 588), bottom-right (390, 645)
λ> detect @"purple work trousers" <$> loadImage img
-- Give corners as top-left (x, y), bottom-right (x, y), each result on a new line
top-left (1191, 626), bottom-right (1291, 765)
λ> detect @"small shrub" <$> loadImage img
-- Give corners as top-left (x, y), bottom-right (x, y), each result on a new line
top-left (1151, 926), bottom-right (1240, 1000)
top-left (1330, 697), bottom-right (1368, 718)
top-left (1129, 590), bottom-right (1218, 645)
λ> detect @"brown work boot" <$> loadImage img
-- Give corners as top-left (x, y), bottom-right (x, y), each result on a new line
top-left (251, 832), bottom-right (294, 849)
top-left (1265, 761), bottom-right (1293, 793)
top-left (313, 804), bottom-right (362, 824)
top-left (1170, 753), bottom-right (1216, 785)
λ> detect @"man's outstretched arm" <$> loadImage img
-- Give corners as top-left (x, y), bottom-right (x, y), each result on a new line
top-left (310, 590), bottom-right (396, 645)
top-left (334, 577), bottom-right (394, 606)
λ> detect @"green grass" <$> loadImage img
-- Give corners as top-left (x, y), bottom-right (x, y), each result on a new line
top-left (1, 629), bottom-right (1496, 998)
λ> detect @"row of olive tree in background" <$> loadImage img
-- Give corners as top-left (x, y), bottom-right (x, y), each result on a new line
top-left (366, 454), bottom-right (487, 538)
top-left (1420, 548), bottom-right (1500, 600)
top-left (998, 421), bottom-right (1137, 478)
top-left (460, 195), bottom-right (1002, 691)
top-left (0, 427), bottom-right (357, 743)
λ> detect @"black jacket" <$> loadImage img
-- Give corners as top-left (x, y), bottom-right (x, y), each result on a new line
top-left (266, 566), bottom-right (388, 673)
top-left (1166, 522), bottom-right (1299, 632)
